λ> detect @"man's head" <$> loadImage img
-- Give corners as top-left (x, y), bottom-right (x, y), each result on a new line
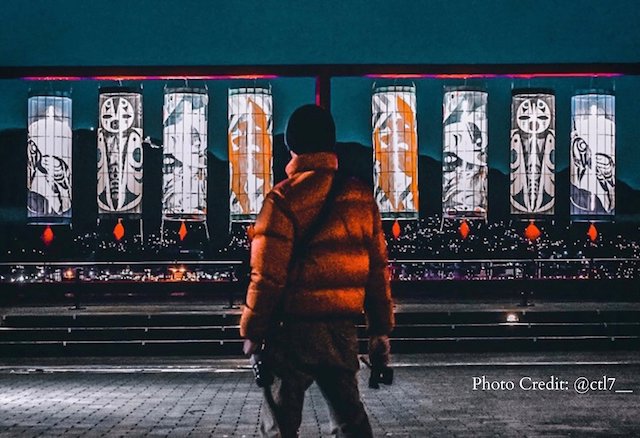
top-left (285, 104), bottom-right (336, 154)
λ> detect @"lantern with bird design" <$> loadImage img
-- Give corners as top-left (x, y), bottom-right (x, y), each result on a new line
top-left (27, 92), bottom-right (72, 224)
top-left (570, 91), bottom-right (615, 218)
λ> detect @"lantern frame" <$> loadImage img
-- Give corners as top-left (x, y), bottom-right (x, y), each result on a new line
top-left (569, 90), bottom-right (615, 221)
top-left (27, 90), bottom-right (73, 225)
top-left (228, 86), bottom-right (274, 223)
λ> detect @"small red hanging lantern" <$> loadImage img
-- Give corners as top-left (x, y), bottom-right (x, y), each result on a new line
top-left (113, 218), bottom-right (125, 241)
top-left (587, 223), bottom-right (598, 242)
top-left (178, 221), bottom-right (188, 241)
top-left (41, 225), bottom-right (54, 246)
top-left (246, 224), bottom-right (256, 242)
top-left (524, 220), bottom-right (541, 242)
top-left (391, 219), bottom-right (401, 239)
top-left (459, 220), bottom-right (470, 240)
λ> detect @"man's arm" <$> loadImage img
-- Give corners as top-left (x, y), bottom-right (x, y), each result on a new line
top-left (240, 193), bottom-right (295, 344)
top-left (363, 202), bottom-right (394, 336)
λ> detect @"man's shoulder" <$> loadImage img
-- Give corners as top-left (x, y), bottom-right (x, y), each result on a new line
top-left (341, 175), bottom-right (375, 201)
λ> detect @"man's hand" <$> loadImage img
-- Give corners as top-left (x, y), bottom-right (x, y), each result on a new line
top-left (243, 338), bottom-right (261, 356)
top-left (367, 335), bottom-right (393, 388)
top-left (368, 335), bottom-right (391, 367)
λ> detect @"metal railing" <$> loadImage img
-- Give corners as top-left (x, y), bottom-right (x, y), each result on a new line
top-left (387, 258), bottom-right (640, 281)
top-left (0, 258), bottom-right (638, 283)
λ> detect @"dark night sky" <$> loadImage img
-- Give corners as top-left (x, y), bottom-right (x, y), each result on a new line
top-left (0, 0), bottom-right (639, 186)
top-left (1, 1), bottom-right (639, 66)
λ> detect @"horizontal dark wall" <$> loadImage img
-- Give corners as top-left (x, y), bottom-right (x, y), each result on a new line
top-left (1, 0), bottom-right (639, 67)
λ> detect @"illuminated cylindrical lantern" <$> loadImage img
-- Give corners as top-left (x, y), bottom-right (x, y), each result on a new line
top-left (27, 92), bottom-right (72, 224)
top-left (162, 88), bottom-right (208, 221)
top-left (372, 85), bottom-right (419, 219)
top-left (228, 87), bottom-right (273, 222)
top-left (97, 87), bottom-right (143, 216)
top-left (442, 87), bottom-right (488, 219)
top-left (510, 89), bottom-right (555, 216)
top-left (570, 91), bottom-right (615, 217)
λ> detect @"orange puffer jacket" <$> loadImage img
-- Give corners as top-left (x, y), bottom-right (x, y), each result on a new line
top-left (240, 152), bottom-right (394, 341)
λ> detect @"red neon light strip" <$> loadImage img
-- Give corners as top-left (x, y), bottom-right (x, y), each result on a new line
top-left (366, 73), bottom-right (622, 79)
top-left (21, 73), bottom-right (623, 81)
top-left (315, 76), bottom-right (322, 106)
top-left (22, 75), bottom-right (280, 81)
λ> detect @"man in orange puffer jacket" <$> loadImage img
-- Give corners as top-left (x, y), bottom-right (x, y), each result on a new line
top-left (240, 104), bottom-right (394, 437)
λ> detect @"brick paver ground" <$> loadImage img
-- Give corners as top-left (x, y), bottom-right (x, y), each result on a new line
top-left (0, 354), bottom-right (638, 437)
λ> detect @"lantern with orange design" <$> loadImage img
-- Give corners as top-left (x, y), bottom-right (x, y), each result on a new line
top-left (524, 220), bottom-right (542, 242)
top-left (372, 85), bottom-right (420, 242)
top-left (372, 85), bottom-right (419, 222)
top-left (228, 87), bottom-right (273, 224)
top-left (587, 222), bottom-right (598, 243)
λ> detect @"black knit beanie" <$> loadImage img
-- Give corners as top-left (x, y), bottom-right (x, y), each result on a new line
top-left (285, 104), bottom-right (336, 154)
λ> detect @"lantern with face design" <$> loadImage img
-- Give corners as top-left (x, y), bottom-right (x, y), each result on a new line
top-left (372, 85), bottom-right (419, 219)
top-left (27, 92), bottom-right (73, 224)
top-left (442, 87), bottom-right (488, 219)
top-left (510, 90), bottom-right (555, 216)
top-left (228, 87), bottom-right (273, 222)
top-left (570, 91), bottom-right (615, 217)
top-left (97, 88), bottom-right (143, 215)
top-left (162, 88), bottom-right (208, 221)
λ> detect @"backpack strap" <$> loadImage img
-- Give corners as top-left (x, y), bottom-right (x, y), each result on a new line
top-left (293, 171), bottom-right (346, 258)
top-left (269, 171), bottom-right (347, 331)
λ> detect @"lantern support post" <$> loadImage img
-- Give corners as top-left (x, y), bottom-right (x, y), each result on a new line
top-left (315, 74), bottom-right (331, 109)
top-left (523, 240), bottom-right (536, 308)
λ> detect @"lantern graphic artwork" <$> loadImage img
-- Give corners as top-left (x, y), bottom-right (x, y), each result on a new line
top-left (510, 90), bottom-right (555, 215)
top-left (162, 88), bottom-right (208, 221)
top-left (372, 85), bottom-right (419, 219)
top-left (97, 88), bottom-right (143, 215)
top-left (442, 87), bottom-right (488, 219)
top-left (570, 92), bottom-right (615, 217)
top-left (228, 87), bottom-right (273, 222)
top-left (27, 93), bottom-right (72, 224)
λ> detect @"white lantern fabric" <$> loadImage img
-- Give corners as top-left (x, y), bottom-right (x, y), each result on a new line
top-left (27, 93), bottom-right (73, 224)
top-left (162, 88), bottom-right (208, 221)
top-left (442, 87), bottom-right (488, 219)
top-left (97, 88), bottom-right (143, 215)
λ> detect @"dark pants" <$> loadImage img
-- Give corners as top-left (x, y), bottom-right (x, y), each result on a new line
top-left (260, 320), bottom-right (373, 438)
